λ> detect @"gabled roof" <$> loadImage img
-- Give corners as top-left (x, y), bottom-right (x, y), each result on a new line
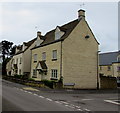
top-left (32, 19), bottom-right (80, 49)
top-left (36, 61), bottom-right (47, 70)
top-left (15, 38), bottom-right (36, 55)
top-left (99, 51), bottom-right (120, 65)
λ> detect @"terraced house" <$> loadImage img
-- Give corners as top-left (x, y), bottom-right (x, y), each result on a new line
top-left (30, 10), bottom-right (99, 89)
top-left (6, 38), bottom-right (37, 77)
top-left (99, 51), bottom-right (120, 78)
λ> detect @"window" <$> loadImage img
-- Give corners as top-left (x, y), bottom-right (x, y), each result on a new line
top-left (100, 66), bottom-right (102, 70)
top-left (52, 50), bottom-right (57, 60)
top-left (19, 69), bottom-right (21, 75)
top-left (55, 31), bottom-right (61, 40)
top-left (117, 66), bottom-right (120, 72)
top-left (51, 69), bottom-right (58, 79)
top-left (33, 69), bottom-right (37, 77)
top-left (42, 52), bottom-right (46, 61)
top-left (118, 57), bottom-right (120, 62)
top-left (16, 58), bottom-right (18, 64)
top-left (34, 54), bottom-right (37, 62)
top-left (107, 66), bottom-right (111, 71)
top-left (19, 58), bottom-right (22, 64)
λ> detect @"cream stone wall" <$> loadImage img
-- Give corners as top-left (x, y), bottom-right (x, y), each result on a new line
top-left (12, 53), bottom-right (23, 75)
top-left (112, 63), bottom-right (120, 77)
top-left (62, 19), bottom-right (99, 89)
top-left (99, 65), bottom-right (113, 77)
top-left (23, 41), bottom-right (36, 76)
top-left (31, 42), bottom-right (61, 81)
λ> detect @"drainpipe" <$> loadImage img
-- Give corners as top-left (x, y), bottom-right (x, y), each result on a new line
top-left (60, 41), bottom-right (63, 79)
top-left (97, 51), bottom-right (100, 89)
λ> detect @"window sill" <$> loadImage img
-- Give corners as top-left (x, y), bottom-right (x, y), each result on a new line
top-left (50, 78), bottom-right (58, 80)
top-left (52, 59), bottom-right (57, 61)
top-left (42, 60), bottom-right (46, 62)
top-left (32, 76), bottom-right (37, 78)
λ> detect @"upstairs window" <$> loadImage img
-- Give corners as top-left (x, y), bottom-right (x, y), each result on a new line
top-left (34, 54), bottom-right (37, 63)
top-left (55, 31), bottom-right (61, 40)
top-left (107, 66), bottom-right (111, 71)
top-left (19, 58), bottom-right (22, 64)
top-left (117, 66), bottom-right (120, 72)
top-left (42, 52), bottom-right (46, 61)
top-left (52, 50), bottom-right (57, 60)
top-left (117, 56), bottom-right (120, 62)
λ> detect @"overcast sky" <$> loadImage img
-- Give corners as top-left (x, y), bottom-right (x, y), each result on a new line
top-left (0, 2), bottom-right (118, 53)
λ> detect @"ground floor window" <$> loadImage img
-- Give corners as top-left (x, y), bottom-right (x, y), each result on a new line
top-left (32, 69), bottom-right (37, 78)
top-left (51, 69), bottom-right (58, 79)
top-left (19, 69), bottom-right (21, 75)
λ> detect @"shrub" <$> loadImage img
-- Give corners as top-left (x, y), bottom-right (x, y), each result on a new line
top-left (14, 74), bottom-right (22, 79)
top-left (41, 80), bottom-right (54, 89)
top-left (28, 78), bottom-right (35, 81)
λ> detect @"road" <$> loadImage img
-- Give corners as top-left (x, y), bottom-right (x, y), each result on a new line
top-left (2, 79), bottom-right (120, 112)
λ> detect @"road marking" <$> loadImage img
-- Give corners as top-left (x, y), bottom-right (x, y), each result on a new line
top-left (39, 96), bottom-right (45, 98)
top-left (77, 109), bottom-right (83, 111)
top-left (24, 90), bottom-right (28, 93)
top-left (20, 89), bottom-right (23, 91)
top-left (60, 101), bottom-right (69, 104)
top-left (104, 100), bottom-right (120, 105)
top-left (65, 105), bottom-right (69, 107)
top-left (33, 93), bottom-right (38, 96)
top-left (28, 92), bottom-right (33, 94)
top-left (84, 108), bottom-right (91, 111)
top-left (46, 98), bottom-right (53, 101)
top-left (55, 101), bottom-right (62, 104)
top-left (22, 87), bottom-right (39, 91)
top-left (75, 106), bottom-right (81, 108)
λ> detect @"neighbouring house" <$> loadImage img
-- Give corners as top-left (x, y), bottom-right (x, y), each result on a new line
top-left (99, 51), bottom-right (120, 78)
top-left (6, 38), bottom-right (37, 77)
top-left (30, 10), bottom-right (99, 89)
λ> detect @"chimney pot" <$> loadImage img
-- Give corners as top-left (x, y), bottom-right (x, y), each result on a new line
top-left (78, 9), bottom-right (85, 20)
top-left (37, 31), bottom-right (41, 37)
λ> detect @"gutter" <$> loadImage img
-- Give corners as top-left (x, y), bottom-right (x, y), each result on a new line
top-left (60, 41), bottom-right (63, 78)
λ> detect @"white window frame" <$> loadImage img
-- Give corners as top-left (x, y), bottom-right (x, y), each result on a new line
top-left (51, 69), bottom-right (58, 79)
top-left (42, 52), bottom-right (46, 61)
top-left (55, 31), bottom-right (61, 40)
top-left (19, 69), bottom-right (21, 75)
top-left (34, 54), bottom-right (37, 62)
top-left (19, 57), bottom-right (22, 64)
top-left (52, 50), bottom-right (57, 60)
top-left (33, 69), bottom-right (37, 77)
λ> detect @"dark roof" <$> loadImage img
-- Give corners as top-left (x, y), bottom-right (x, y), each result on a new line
top-left (99, 51), bottom-right (120, 65)
top-left (36, 61), bottom-right (47, 70)
top-left (15, 38), bottom-right (36, 55)
top-left (32, 19), bottom-right (80, 49)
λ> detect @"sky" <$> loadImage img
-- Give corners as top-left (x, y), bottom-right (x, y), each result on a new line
top-left (0, 2), bottom-right (118, 53)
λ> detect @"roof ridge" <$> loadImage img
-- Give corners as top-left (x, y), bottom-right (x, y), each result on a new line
top-left (100, 51), bottom-right (119, 55)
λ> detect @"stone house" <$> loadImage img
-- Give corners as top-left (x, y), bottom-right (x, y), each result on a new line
top-left (30, 10), bottom-right (99, 89)
top-left (99, 51), bottom-right (120, 78)
top-left (6, 38), bottom-right (37, 77)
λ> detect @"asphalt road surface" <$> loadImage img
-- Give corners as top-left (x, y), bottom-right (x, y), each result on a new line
top-left (2, 79), bottom-right (120, 112)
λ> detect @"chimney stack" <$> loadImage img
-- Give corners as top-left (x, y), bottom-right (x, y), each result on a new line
top-left (78, 9), bottom-right (85, 20)
top-left (37, 31), bottom-right (41, 37)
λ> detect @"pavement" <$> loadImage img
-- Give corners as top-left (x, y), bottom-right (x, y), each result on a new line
top-left (2, 79), bottom-right (120, 112)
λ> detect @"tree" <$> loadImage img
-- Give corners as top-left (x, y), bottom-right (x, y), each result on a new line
top-left (10, 45), bottom-right (16, 57)
top-left (1, 40), bottom-right (13, 75)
